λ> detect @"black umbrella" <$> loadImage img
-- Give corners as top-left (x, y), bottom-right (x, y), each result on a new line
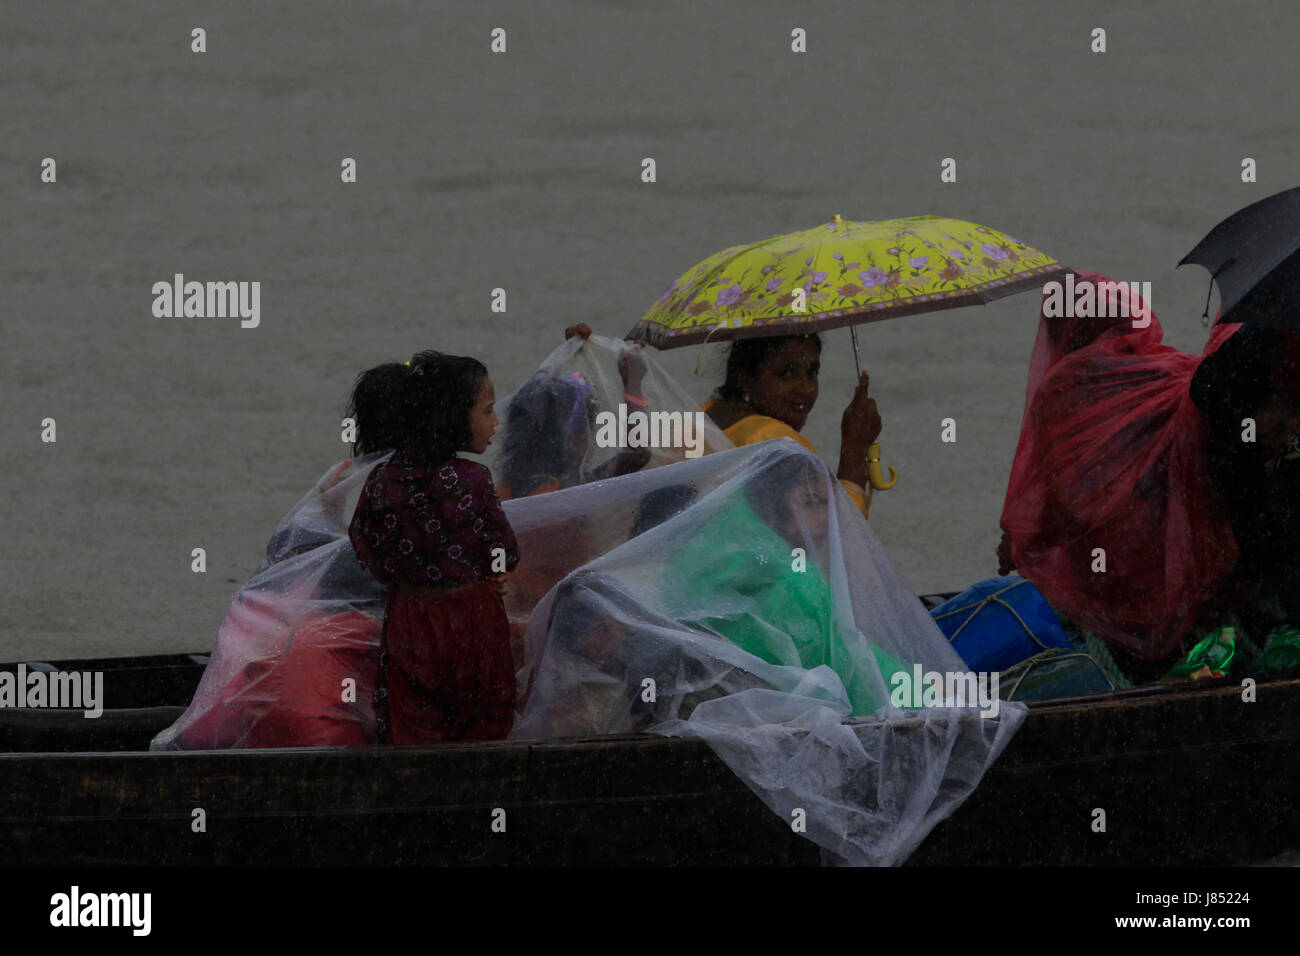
top-left (1179, 185), bottom-right (1300, 330)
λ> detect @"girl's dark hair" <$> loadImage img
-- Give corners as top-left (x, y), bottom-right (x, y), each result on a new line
top-left (347, 351), bottom-right (488, 459)
top-left (405, 350), bottom-right (488, 461)
top-left (347, 363), bottom-right (411, 456)
top-left (718, 333), bottom-right (822, 401)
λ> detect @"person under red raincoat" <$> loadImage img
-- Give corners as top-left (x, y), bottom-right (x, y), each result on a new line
top-left (999, 271), bottom-right (1242, 662)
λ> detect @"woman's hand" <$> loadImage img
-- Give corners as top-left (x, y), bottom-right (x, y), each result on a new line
top-left (837, 371), bottom-right (880, 488)
top-left (841, 371), bottom-right (882, 449)
top-left (618, 342), bottom-right (648, 394)
top-left (564, 323), bottom-right (593, 341)
top-left (488, 574), bottom-right (510, 599)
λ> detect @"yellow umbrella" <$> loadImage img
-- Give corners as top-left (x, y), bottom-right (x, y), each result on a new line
top-left (628, 214), bottom-right (1066, 351)
top-left (627, 214), bottom-right (1068, 490)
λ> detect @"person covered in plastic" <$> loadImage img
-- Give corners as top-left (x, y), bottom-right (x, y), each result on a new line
top-left (150, 366), bottom-right (408, 750)
top-left (154, 353), bottom-right (518, 750)
top-left (513, 443), bottom-right (904, 733)
top-left (510, 438), bottom-right (1023, 865)
top-left (495, 367), bottom-right (649, 500)
top-left (492, 326), bottom-right (732, 664)
top-left (496, 325), bottom-right (730, 500)
top-left (348, 351), bottom-right (521, 743)
top-left (660, 451), bottom-right (906, 715)
top-left (998, 271), bottom-right (1241, 670)
top-left (701, 332), bottom-right (882, 518)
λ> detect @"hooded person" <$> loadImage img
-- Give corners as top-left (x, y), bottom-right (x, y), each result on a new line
top-left (151, 453), bottom-right (388, 749)
top-left (152, 361), bottom-right (418, 750)
top-left (489, 333), bottom-right (732, 666)
top-left (1000, 271), bottom-right (1241, 665)
top-left (659, 451), bottom-right (906, 715)
top-left (489, 332), bottom-right (731, 500)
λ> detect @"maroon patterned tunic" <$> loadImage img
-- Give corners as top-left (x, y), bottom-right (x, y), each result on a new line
top-left (350, 452), bottom-right (519, 588)
top-left (348, 451), bottom-right (520, 743)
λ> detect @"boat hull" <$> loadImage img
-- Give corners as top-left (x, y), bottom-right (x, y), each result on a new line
top-left (2, 656), bottom-right (1298, 865)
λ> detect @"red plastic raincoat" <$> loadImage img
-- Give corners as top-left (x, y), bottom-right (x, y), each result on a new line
top-left (1001, 272), bottom-right (1240, 660)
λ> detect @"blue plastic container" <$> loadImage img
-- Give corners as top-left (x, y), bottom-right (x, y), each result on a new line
top-left (930, 576), bottom-right (1071, 672)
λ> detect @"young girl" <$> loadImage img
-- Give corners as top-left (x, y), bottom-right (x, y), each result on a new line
top-left (347, 350), bottom-right (520, 743)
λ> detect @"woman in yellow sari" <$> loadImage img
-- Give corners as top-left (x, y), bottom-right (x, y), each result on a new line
top-left (703, 333), bottom-right (882, 518)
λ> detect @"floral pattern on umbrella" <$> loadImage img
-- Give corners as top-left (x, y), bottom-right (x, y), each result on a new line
top-left (628, 215), bottom-right (1067, 348)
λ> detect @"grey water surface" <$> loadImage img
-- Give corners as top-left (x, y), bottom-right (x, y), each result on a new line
top-left (4, 0), bottom-right (1298, 660)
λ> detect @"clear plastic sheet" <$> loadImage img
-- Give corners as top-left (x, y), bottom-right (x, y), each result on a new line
top-left (156, 337), bottom-right (728, 750)
top-left (155, 396), bottom-right (1020, 867)
top-left (486, 333), bottom-right (731, 500)
top-left (151, 455), bottom-right (391, 749)
top-left (489, 332), bottom-right (732, 663)
top-left (509, 439), bottom-right (1026, 865)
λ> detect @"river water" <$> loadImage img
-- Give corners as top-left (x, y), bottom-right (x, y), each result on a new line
top-left (4, 0), bottom-right (1298, 660)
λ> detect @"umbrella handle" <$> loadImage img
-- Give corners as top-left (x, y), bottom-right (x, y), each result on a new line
top-left (866, 443), bottom-right (898, 490)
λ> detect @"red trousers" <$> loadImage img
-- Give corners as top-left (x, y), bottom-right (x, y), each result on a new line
top-left (376, 580), bottom-right (516, 743)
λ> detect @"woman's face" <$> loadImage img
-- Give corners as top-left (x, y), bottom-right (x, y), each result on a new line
top-left (742, 339), bottom-right (821, 431)
top-left (467, 377), bottom-right (499, 453)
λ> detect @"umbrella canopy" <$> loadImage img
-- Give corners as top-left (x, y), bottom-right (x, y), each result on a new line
top-left (1179, 185), bottom-right (1300, 330)
top-left (627, 214), bottom-right (1067, 349)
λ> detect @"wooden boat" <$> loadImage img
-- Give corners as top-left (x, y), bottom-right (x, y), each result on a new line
top-left (3, 650), bottom-right (1299, 866)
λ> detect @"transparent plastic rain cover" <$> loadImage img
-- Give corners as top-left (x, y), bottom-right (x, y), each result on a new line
top-left (154, 340), bottom-right (1022, 865)
top-left (485, 332), bottom-right (731, 500)
top-left (507, 439), bottom-right (1025, 865)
